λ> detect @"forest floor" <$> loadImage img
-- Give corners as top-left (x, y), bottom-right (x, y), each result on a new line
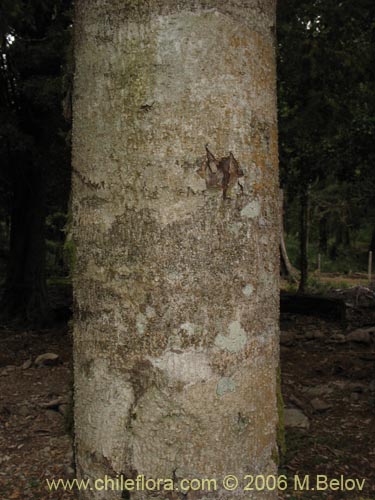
top-left (0, 325), bottom-right (74, 499)
top-left (279, 313), bottom-right (375, 500)
top-left (0, 295), bottom-right (374, 499)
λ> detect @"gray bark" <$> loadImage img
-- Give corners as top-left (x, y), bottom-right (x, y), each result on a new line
top-left (72, 1), bottom-right (279, 499)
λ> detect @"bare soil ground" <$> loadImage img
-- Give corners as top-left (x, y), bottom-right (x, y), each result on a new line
top-left (0, 310), bottom-right (374, 499)
top-left (280, 314), bottom-right (375, 500)
top-left (0, 326), bottom-right (74, 499)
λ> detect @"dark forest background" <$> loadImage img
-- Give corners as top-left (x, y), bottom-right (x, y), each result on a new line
top-left (0, 0), bottom-right (374, 324)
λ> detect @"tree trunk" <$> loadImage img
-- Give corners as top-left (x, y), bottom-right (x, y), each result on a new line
top-left (298, 189), bottom-right (309, 293)
top-left (370, 225), bottom-right (375, 253)
top-left (1, 163), bottom-right (50, 325)
top-left (72, 2), bottom-right (279, 499)
top-left (279, 189), bottom-right (298, 282)
top-left (342, 224), bottom-right (350, 247)
top-left (318, 214), bottom-right (328, 254)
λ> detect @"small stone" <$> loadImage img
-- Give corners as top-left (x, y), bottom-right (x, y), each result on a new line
top-left (328, 334), bottom-right (346, 344)
top-left (346, 328), bottom-right (373, 344)
top-left (42, 398), bottom-right (64, 409)
top-left (22, 359), bottom-right (32, 370)
top-left (284, 408), bottom-right (310, 430)
top-left (34, 353), bottom-right (60, 367)
top-left (310, 398), bottom-right (332, 412)
top-left (303, 384), bottom-right (333, 398)
top-left (4, 365), bottom-right (17, 373)
top-left (350, 392), bottom-right (360, 402)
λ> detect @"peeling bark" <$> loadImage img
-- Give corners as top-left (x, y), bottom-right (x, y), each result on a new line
top-left (72, 1), bottom-right (279, 499)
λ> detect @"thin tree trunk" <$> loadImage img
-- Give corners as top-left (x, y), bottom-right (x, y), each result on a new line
top-left (319, 214), bottom-right (328, 254)
top-left (73, 2), bottom-right (279, 499)
top-left (370, 224), bottom-right (375, 253)
top-left (343, 224), bottom-right (350, 247)
top-left (279, 189), bottom-right (298, 282)
top-left (335, 223), bottom-right (348, 248)
top-left (298, 189), bottom-right (309, 293)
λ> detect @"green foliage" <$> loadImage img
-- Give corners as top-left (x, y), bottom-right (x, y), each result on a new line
top-left (278, 0), bottom-right (375, 287)
top-left (286, 230), bottom-right (371, 276)
top-left (278, 0), bottom-right (375, 188)
top-left (305, 276), bottom-right (332, 295)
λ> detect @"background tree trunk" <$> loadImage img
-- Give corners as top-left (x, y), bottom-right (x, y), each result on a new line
top-left (370, 224), bottom-right (375, 253)
top-left (73, 1), bottom-right (279, 499)
top-left (298, 189), bottom-right (309, 293)
top-left (318, 214), bottom-right (328, 254)
top-left (279, 189), bottom-right (298, 282)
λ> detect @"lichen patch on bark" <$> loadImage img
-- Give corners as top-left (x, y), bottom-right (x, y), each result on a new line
top-left (148, 349), bottom-right (213, 385)
top-left (242, 283), bottom-right (254, 297)
top-left (240, 200), bottom-right (261, 218)
top-left (214, 320), bottom-right (248, 353)
top-left (216, 377), bottom-right (236, 396)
